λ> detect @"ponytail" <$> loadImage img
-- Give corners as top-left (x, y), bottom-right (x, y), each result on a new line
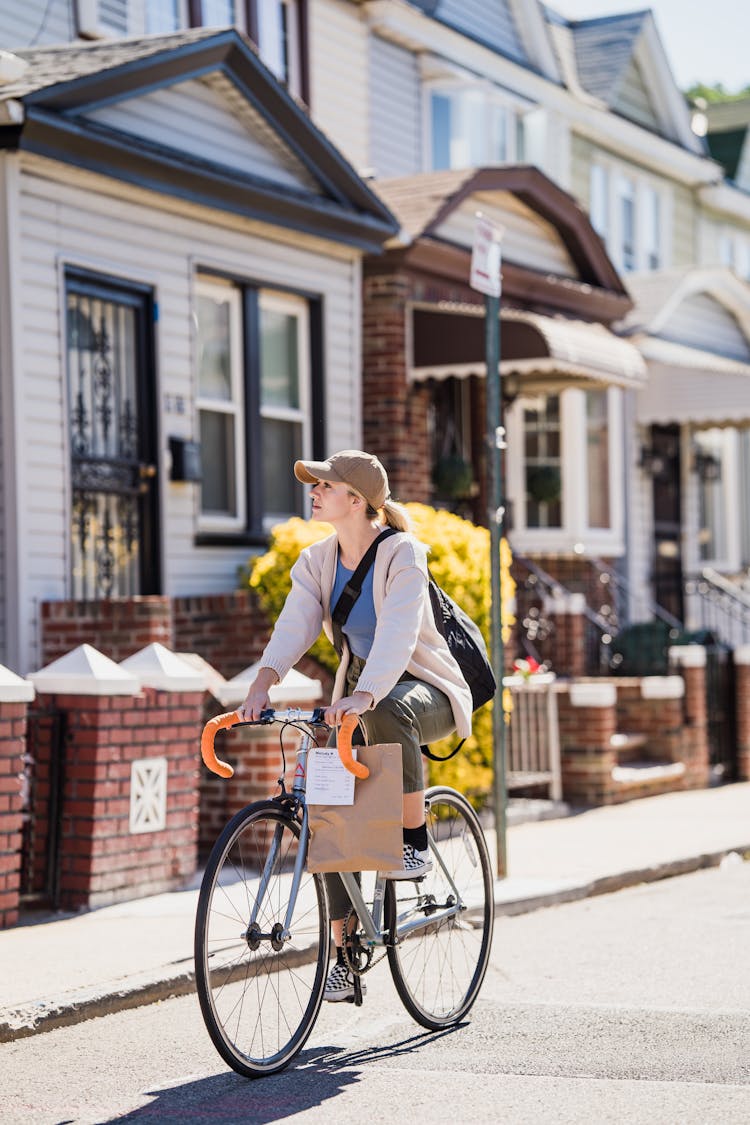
top-left (380, 498), bottom-right (412, 532)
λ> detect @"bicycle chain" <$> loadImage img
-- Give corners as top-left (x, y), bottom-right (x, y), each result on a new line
top-left (342, 907), bottom-right (389, 976)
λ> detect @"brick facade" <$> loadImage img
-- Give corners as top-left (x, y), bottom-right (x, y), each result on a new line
top-left (0, 702), bottom-right (26, 928)
top-left (41, 597), bottom-right (173, 667)
top-left (44, 688), bottom-right (204, 910)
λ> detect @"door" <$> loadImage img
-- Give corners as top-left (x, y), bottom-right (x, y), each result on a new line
top-left (650, 423), bottom-right (684, 622)
top-left (65, 271), bottom-right (160, 599)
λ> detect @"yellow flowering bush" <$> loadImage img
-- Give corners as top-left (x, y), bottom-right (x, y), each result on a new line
top-left (247, 506), bottom-right (515, 806)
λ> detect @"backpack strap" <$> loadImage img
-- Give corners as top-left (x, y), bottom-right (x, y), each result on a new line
top-left (420, 740), bottom-right (465, 762)
top-left (331, 527), bottom-right (398, 655)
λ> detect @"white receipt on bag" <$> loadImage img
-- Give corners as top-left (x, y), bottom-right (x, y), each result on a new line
top-left (306, 746), bottom-right (357, 805)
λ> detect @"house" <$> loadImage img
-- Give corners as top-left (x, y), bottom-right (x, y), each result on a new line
top-left (0, 24), bottom-right (397, 675)
top-left (302, 2), bottom-right (750, 649)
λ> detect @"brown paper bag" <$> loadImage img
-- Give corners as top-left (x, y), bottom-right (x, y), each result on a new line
top-left (306, 743), bottom-right (403, 873)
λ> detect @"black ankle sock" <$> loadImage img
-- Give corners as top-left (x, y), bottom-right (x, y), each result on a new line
top-left (336, 946), bottom-right (346, 966)
top-left (403, 824), bottom-right (428, 851)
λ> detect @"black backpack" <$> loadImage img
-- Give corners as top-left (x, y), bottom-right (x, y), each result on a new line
top-left (331, 529), bottom-right (496, 761)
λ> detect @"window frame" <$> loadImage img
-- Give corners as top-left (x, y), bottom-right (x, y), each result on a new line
top-left (589, 157), bottom-right (670, 274)
top-left (195, 276), bottom-right (248, 534)
top-left (193, 271), bottom-right (320, 545)
top-left (424, 78), bottom-right (524, 172)
top-left (506, 386), bottom-right (624, 557)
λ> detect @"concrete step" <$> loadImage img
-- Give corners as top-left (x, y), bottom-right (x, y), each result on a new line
top-left (610, 732), bottom-right (648, 763)
top-left (611, 759), bottom-right (686, 801)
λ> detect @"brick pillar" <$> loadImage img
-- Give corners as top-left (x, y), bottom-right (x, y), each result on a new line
top-left (542, 592), bottom-right (587, 677)
top-left (734, 647), bottom-right (750, 781)
top-left (668, 645), bottom-right (709, 789)
top-left (362, 272), bottom-right (431, 502)
top-left (0, 668), bottom-right (34, 928)
top-left (30, 644), bottom-right (205, 909)
top-left (558, 681), bottom-right (618, 805)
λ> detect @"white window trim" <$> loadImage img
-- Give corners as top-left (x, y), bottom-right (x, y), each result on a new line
top-left (589, 156), bottom-right (672, 274)
top-left (506, 386), bottom-right (625, 557)
top-left (195, 277), bottom-right (247, 533)
top-left (259, 288), bottom-right (311, 529)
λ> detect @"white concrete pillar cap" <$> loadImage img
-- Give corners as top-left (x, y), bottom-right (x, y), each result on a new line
top-left (218, 662), bottom-right (323, 708)
top-left (640, 676), bottom-right (685, 700)
top-left (119, 643), bottom-right (207, 692)
top-left (668, 645), bottom-right (707, 668)
top-left (733, 646), bottom-right (750, 666)
top-left (29, 644), bottom-right (139, 696)
top-left (568, 681), bottom-right (616, 708)
top-left (0, 664), bottom-right (35, 703)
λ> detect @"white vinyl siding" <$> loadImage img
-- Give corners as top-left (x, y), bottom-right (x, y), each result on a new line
top-left (433, 194), bottom-right (579, 278)
top-left (308, 0), bottom-right (369, 173)
top-left (612, 57), bottom-right (660, 132)
top-left (658, 294), bottom-right (750, 362)
top-left (369, 35), bottom-right (421, 179)
top-left (85, 74), bottom-right (321, 193)
top-left (12, 154), bottom-right (360, 673)
top-left (435, 0), bottom-right (528, 65)
top-left (0, 0), bottom-right (73, 47)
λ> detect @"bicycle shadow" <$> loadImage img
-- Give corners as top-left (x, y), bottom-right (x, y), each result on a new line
top-left (109, 1024), bottom-right (465, 1123)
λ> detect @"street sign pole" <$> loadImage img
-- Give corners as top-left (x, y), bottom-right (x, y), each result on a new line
top-left (471, 215), bottom-right (507, 878)
top-left (485, 291), bottom-right (507, 878)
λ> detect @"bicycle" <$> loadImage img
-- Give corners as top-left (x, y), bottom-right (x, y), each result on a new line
top-left (194, 707), bottom-right (494, 1079)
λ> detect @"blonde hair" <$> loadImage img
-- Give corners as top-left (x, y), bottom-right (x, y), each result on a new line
top-left (379, 498), bottom-right (412, 532)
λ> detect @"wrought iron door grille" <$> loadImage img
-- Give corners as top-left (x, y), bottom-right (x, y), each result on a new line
top-left (67, 286), bottom-right (154, 599)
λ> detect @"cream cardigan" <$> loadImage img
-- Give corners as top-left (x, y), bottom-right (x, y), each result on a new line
top-left (258, 530), bottom-right (474, 740)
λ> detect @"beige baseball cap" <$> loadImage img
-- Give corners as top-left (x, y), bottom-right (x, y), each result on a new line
top-left (294, 449), bottom-right (390, 509)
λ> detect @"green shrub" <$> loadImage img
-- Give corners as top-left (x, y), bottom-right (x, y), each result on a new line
top-left (247, 506), bottom-right (515, 805)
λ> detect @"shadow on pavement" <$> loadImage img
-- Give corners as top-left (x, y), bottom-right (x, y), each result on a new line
top-left (109, 1024), bottom-right (465, 1123)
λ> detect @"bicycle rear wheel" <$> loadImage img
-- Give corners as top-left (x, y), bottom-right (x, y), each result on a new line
top-left (195, 800), bottom-right (330, 1077)
top-left (386, 786), bottom-right (493, 1029)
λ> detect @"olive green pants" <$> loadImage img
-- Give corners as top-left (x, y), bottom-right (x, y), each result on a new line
top-left (324, 654), bottom-right (456, 921)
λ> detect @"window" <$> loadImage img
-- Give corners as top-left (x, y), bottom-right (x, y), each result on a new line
top-left (618, 176), bottom-right (636, 272)
top-left (695, 430), bottom-right (727, 564)
top-left (586, 390), bottom-right (610, 529)
top-left (589, 161), bottom-right (668, 272)
top-left (195, 275), bottom-right (314, 537)
top-left (200, 0), bottom-right (240, 24)
top-left (196, 280), bottom-right (246, 529)
top-left (257, 0), bottom-right (301, 93)
top-left (258, 290), bottom-right (309, 524)
top-left (507, 388), bottom-right (623, 554)
top-left (429, 85), bottom-right (521, 171)
top-left (719, 229), bottom-right (750, 280)
top-left (146, 0), bottom-right (183, 32)
top-left (523, 395), bottom-right (562, 530)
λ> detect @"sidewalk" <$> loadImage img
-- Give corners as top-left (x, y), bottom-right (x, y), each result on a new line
top-left (1, 782), bottom-right (748, 1042)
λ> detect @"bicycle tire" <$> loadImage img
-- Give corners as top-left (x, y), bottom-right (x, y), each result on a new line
top-left (385, 786), bottom-right (494, 1029)
top-left (194, 800), bottom-right (330, 1078)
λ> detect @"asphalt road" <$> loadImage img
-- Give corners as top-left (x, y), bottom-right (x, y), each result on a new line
top-left (3, 861), bottom-right (749, 1124)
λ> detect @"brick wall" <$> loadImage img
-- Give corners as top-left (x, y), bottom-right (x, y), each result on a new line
top-left (41, 597), bottom-right (172, 667)
top-left (48, 688), bottom-right (203, 910)
top-left (173, 591), bottom-right (271, 680)
top-left (0, 703), bottom-right (26, 928)
top-left (558, 683), bottom-right (618, 805)
top-left (362, 272), bottom-right (432, 502)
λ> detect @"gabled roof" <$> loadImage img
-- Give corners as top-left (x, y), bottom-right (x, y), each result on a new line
top-left (570, 9), bottom-right (649, 105)
top-left (375, 165), bottom-right (626, 292)
top-left (542, 6), bottom-right (703, 154)
top-left (0, 29), bottom-right (398, 252)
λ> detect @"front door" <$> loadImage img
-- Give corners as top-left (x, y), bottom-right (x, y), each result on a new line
top-left (65, 271), bottom-right (160, 598)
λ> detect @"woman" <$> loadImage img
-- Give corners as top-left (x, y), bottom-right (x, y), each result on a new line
top-left (240, 449), bottom-right (472, 1002)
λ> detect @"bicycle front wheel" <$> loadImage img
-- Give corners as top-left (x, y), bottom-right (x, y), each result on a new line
top-left (194, 801), bottom-right (330, 1078)
top-left (386, 786), bottom-right (494, 1029)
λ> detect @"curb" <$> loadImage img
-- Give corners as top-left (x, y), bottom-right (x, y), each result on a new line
top-left (2, 843), bottom-right (748, 1043)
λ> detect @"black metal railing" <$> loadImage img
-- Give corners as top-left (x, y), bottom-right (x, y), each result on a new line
top-left (685, 568), bottom-right (750, 649)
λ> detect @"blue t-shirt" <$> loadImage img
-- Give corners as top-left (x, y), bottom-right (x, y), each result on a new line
top-left (331, 556), bottom-right (377, 659)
